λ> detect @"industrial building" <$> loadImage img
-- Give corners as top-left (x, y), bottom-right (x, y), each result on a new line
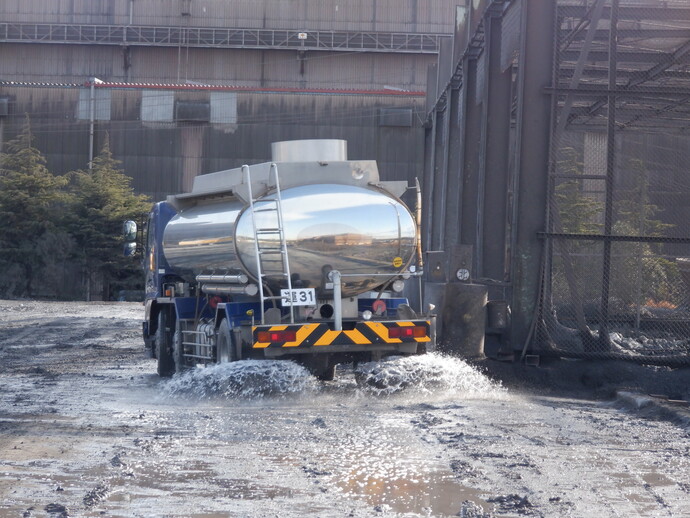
top-left (0, 0), bottom-right (453, 200)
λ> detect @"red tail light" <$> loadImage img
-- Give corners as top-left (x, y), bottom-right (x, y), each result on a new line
top-left (388, 326), bottom-right (427, 339)
top-left (257, 330), bottom-right (297, 343)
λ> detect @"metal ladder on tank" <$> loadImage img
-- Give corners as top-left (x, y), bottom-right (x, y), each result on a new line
top-left (242, 163), bottom-right (294, 325)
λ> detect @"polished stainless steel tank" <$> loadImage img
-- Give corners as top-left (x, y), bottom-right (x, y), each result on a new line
top-left (163, 183), bottom-right (416, 297)
top-left (238, 183), bottom-right (416, 296)
top-left (161, 140), bottom-right (418, 297)
top-left (161, 198), bottom-right (244, 279)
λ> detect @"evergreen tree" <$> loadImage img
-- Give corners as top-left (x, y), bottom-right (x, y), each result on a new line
top-left (0, 117), bottom-right (69, 297)
top-left (551, 147), bottom-right (604, 307)
top-left (611, 158), bottom-right (679, 307)
top-left (554, 147), bottom-right (603, 235)
top-left (67, 135), bottom-right (151, 300)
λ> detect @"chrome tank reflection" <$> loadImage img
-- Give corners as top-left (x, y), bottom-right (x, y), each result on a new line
top-left (162, 198), bottom-right (244, 281)
top-left (161, 184), bottom-right (417, 296)
top-left (235, 184), bottom-right (417, 296)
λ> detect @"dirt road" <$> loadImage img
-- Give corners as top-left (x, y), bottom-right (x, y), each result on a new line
top-left (1, 300), bottom-right (689, 517)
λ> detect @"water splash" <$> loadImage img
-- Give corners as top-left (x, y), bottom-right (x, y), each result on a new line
top-left (354, 353), bottom-right (503, 397)
top-left (161, 360), bottom-right (319, 399)
top-left (159, 354), bottom-right (503, 401)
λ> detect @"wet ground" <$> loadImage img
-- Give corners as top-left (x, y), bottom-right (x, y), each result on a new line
top-left (1, 300), bottom-right (689, 517)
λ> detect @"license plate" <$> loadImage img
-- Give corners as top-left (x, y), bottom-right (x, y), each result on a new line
top-left (281, 288), bottom-right (316, 306)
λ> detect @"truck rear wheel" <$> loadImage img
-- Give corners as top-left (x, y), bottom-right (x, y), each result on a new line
top-left (303, 355), bottom-right (335, 381)
top-left (318, 364), bottom-right (336, 381)
top-left (156, 309), bottom-right (175, 377)
top-left (173, 320), bottom-right (187, 374)
top-left (144, 336), bottom-right (156, 359)
top-left (216, 318), bottom-right (236, 363)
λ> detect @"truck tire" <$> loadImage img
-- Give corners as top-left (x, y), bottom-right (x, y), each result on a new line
top-left (318, 364), bottom-right (336, 381)
top-left (303, 355), bottom-right (335, 381)
top-left (173, 320), bottom-right (186, 374)
top-left (144, 336), bottom-right (156, 359)
top-left (216, 318), bottom-right (236, 363)
top-left (156, 310), bottom-right (175, 377)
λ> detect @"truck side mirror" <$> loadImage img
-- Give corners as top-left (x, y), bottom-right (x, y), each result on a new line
top-left (123, 242), bottom-right (137, 257)
top-left (123, 221), bottom-right (137, 242)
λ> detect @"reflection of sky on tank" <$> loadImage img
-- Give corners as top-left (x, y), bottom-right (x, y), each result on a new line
top-left (280, 190), bottom-right (388, 214)
top-left (272, 187), bottom-right (416, 241)
top-left (233, 183), bottom-right (418, 293)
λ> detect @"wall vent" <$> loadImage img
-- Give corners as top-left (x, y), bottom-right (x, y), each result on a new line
top-left (175, 101), bottom-right (210, 122)
top-left (379, 108), bottom-right (413, 127)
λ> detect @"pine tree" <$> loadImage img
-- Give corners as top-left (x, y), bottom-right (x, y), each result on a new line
top-left (554, 147), bottom-right (603, 236)
top-left (551, 147), bottom-right (604, 305)
top-left (0, 116), bottom-right (69, 297)
top-left (67, 135), bottom-right (151, 300)
top-left (611, 158), bottom-right (679, 307)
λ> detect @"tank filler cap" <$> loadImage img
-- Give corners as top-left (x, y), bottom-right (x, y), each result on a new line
top-left (271, 139), bottom-right (347, 163)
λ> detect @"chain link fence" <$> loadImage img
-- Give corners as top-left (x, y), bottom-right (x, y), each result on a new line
top-left (535, 0), bottom-right (690, 364)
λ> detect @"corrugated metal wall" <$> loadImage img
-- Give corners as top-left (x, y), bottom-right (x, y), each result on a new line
top-left (1, 0), bottom-right (454, 33)
top-left (0, 44), bottom-right (435, 90)
top-left (0, 0), bottom-right (436, 202)
top-left (0, 44), bottom-right (122, 82)
top-left (1, 86), bottom-right (424, 202)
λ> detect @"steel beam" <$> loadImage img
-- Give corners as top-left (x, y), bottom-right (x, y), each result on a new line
top-left (431, 98), bottom-right (450, 252)
top-left (563, 28), bottom-right (690, 43)
top-left (550, 85), bottom-right (690, 97)
top-left (538, 233), bottom-right (690, 244)
top-left (443, 85), bottom-right (464, 253)
top-left (627, 39), bottom-right (690, 88)
top-left (479, 14), bottom-right (512, 286)
top-left (555, 0), bottom-right (606, 139)
top-left (558, 5), bottom-right (690, 22)
top-left (459, 55), bottom-right (481, 269)
top-left (510, 0), bottom-right (555, 350)
top-left (571, 38), bottom-right (690, 121)
top-left (598, 0), bottom-right (620, 351)
top-left (559, 50), bottom-right (689, 65)
top-left (422, 107), bottom-right (437, 256)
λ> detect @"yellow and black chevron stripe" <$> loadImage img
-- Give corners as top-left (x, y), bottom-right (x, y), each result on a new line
top-left (252, 321), bottom-right (431, 349)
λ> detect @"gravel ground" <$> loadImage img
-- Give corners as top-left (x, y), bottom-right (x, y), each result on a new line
top-left (1, 300), bottom-right (689, 518)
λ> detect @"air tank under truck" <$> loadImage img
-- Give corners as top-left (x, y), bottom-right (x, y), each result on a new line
top-left (125, 140), bottom-right (435, 379)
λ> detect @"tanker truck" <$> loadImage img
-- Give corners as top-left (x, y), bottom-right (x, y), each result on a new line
top-left (123, 139), bottom-right (435, 379)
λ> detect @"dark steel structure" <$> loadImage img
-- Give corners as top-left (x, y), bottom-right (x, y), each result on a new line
top-left (425, 0), bottom-right (690, 365)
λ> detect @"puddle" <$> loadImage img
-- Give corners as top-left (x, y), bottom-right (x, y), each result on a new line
top-left (142, 354), bottom-right (505, 516)
top-left (334, 462), bottom-right (486, 516)
top-left (641, 470), bottom-right (675, 487)
top-left (105, 473), bottom-right (297, 502)
top-left (267, 404), bottom-right (494, 517)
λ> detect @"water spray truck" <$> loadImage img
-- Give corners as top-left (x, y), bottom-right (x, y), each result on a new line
top-left (124, 139), bottom-right (435, 379)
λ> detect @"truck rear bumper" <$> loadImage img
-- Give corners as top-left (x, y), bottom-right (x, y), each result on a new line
top-left (251, 320), bottom-right (432, 354)
top-left (261, 341), bottom-right (419, 357)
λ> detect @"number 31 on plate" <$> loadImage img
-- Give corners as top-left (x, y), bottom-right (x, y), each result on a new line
top-left (281, 288), bottom-right (316, 306)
